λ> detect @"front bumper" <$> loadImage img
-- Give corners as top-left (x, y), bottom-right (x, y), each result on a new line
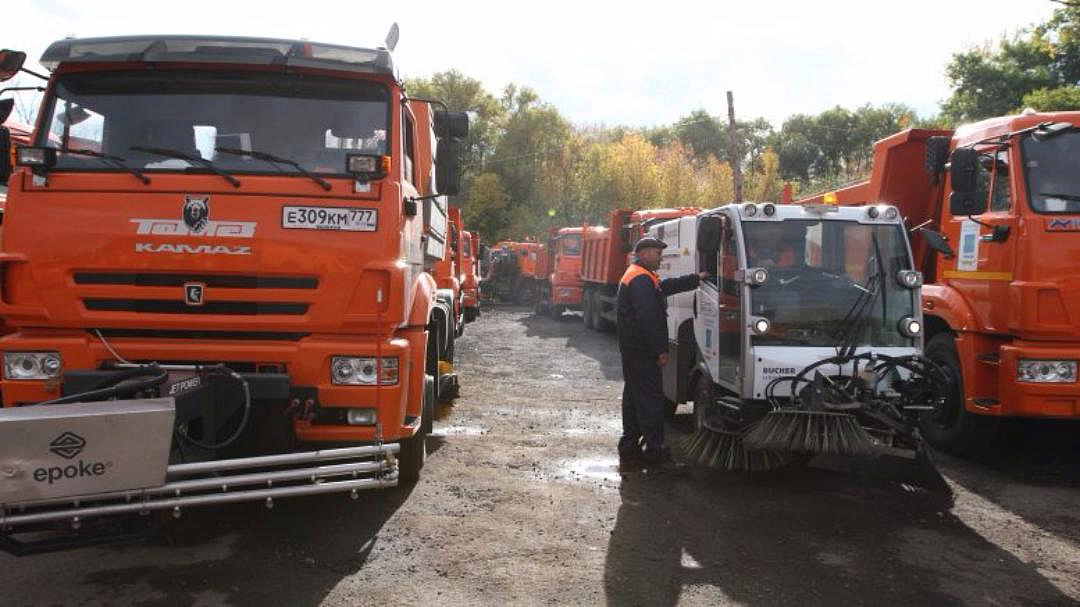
top-left (994, 340), bottom-right (1080, 417)
top-left (550, 285), bottom-right (582, 306)
top-left (0, 330), bottom-right (425, 442)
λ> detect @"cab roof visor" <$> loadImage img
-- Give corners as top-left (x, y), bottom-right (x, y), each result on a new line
top-left (39, 35), bottom-right (394, 75)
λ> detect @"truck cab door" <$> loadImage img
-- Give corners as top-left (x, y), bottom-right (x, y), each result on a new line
top-left (945, 147), bottom-right (1017, 333)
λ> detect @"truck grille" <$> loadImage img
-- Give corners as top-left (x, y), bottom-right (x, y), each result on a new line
top-left (83, 299), bottom-right (308, 315)
top-left (74, 272), bottom-right (318, 289)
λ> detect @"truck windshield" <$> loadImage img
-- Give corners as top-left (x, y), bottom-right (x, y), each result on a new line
top-left (561, 234), bottom-right (582, 256)
top-left (1021, 129), bottom-right (1080, 213)
top-left (37, 70), bottom-right (390, 176)
top-left (744, 219), bottom-right (915, 348)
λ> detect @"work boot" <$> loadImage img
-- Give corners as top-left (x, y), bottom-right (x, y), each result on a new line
top-left (643, 446), bottom-right (688, 474)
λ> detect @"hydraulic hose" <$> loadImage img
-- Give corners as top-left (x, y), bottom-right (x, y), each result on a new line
top-left (38, 364), bottom-right (168, 406)
top-left (173, 365), bottom-right (252, 451)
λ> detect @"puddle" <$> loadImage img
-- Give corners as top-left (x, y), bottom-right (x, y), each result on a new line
top-left (560, 456), bottom-right (622, 483)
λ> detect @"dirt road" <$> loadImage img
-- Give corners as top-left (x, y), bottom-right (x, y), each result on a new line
top-left (4, 308), bottom-right (1079, 606)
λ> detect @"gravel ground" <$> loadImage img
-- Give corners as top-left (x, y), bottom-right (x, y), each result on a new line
top-left (4, 307), bottom-right (1079, 606)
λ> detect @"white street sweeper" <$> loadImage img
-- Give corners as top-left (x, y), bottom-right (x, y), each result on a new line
top-left (649, 202), bottom-right (949, 474)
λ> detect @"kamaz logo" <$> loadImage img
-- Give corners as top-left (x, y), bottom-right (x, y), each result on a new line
top-left (131, 219), bottom-right (256, 238)
top-left (1046, 218), bottom-right (1080, 232)
top-left (136, 243), bottom-right (252, 255)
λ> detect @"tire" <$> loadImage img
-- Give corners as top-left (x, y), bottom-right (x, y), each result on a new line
top-left (692, 376), bottom-right (713, 432)
top-left (548, 304), bottom-right (564, 319)
top-left (464, 307), bottom-right (478, 323)
top-left (584, 291), bottom-right (596, 329)
top-left (420, 374), bottom-right (436, 435)
top-left (918, 333), bottom-right (999, 454)
top-left (444, 330), bottom-right (456, 365)
top-left (397, 429), bottom-right (426, 482)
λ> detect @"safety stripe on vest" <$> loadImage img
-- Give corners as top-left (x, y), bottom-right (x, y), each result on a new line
top-left (620, 263), bottom-right (660, 288)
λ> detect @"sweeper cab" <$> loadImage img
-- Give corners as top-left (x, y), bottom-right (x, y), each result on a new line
top-left (649, 202), bottom-right (949, 473)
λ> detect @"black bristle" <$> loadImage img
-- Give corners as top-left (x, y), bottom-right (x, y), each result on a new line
top-left (742, 410), bottom-right (878, 456)
top-left (681, 426), bottom-right (798, 472)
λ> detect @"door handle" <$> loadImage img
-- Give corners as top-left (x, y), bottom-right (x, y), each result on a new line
top-left (693, 293), bottom-right (698, 318)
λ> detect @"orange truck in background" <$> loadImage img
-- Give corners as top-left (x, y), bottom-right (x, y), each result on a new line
top-left (482, 240), bottom-right (543, 304)
top-left (0, 33), bottom-right (469, 549)
top-left (580, 207), bottom-right (701, 330)
top-left (533, 226), bottom-right (584, 318)
top-left (461, 229), bottom-right (481, 323)
top-left (795, 111), bottom-right (1080, 453)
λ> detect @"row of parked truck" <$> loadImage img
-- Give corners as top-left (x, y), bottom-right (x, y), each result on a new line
top-left (500, 109), bottom-right (1080, 459)
top-left (0, 30), bottom-right (489, 553)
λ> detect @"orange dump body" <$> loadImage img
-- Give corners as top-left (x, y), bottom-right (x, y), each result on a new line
top-left (797, 112), bottom-right (1080, 420)
top-left (461, 229), bottom-right (480, 313)
top-left (581, 207), bottom-right (702, 285)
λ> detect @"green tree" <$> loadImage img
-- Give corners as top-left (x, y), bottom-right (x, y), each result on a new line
top-left (1020, 85), bottom-right (1080, 111)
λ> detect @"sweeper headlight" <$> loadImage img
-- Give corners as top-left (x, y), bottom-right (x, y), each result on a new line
top-left (751, 316), bottom-right (771, 335)
top-left (762, 203), bottom-right (777, 217)
top-left (743, 267), bottom-right (769, 286)
top-left (3, 352), bottom-right (63, 380)
top-left (896, 270), bottom-right (923, 288)
top-left (742, 203), bottom-right (758, 218)
top-left (898, 317), bottom-right (922, 338)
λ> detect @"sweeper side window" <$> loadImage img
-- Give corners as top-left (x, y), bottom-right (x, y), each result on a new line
top-left (744, 220), bottom-right (915, 348)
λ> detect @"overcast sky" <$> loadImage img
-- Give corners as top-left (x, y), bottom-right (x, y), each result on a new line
top-left (7, 0), bottom-right (1059, 127)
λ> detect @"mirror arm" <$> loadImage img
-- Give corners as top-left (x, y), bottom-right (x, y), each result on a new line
top-left (20, 66), bottom-right (49, 81)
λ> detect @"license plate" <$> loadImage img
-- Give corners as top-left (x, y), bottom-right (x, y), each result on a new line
top-left (282, 205), bottom-right (377, 232)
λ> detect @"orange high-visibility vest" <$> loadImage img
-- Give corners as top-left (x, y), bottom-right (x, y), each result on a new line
top-left (620, 263), bottom-right (660, 288)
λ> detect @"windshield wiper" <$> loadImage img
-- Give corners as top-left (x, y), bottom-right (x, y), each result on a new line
top-left (130, 146), bottom-right (240, 187)
top-left (60, 149), bottom-right (149, 185)
top-left (1039, 192), bottom-right (1080, 202)
top-left (214, 147), bottom-right (331, 191)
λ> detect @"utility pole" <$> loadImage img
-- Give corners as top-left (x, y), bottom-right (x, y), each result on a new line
top-left (726, 90), bottom-right (743, 203)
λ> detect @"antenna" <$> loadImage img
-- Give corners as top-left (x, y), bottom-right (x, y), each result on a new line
top-left (384, 23), bottom-right (400, 52)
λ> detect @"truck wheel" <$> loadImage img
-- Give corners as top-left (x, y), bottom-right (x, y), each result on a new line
top-left (692, 376), bottom-right (713, 432)
top-left (464, 307), bottom-right (477, 323)
top-left (918, 333), bottom-right (999, 455)
top-left (584, 291), bottom-right (596, 329)
top-left (397, 428), bottom-right (426, 482)
top-left (548, 304), bottom-right (564, 319)
top-left (420, 373), bottom-right (436, 435)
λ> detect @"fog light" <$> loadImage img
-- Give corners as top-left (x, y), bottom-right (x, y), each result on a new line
top-left (346, 408), bottom-right (378, 425)
top-left (1017, 359), bottom-right (1077, 383)
top-left (4, 352), bottom-right (63, 380)
top-left (896, 270), bottom-right (923, 288)
top-left (751, 316), bottom-right (771, 335)
top-left (898, 317), bottom-right (922, 338)
top-left (331, 356), bottom-right (399, 385)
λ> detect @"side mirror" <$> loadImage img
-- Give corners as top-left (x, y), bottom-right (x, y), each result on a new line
top-left (0, 49), bottom-right (27, 82)
top-left (697, 215), bottom-right (723, 255)
top-left (918, 227), bottom-right (955, 259)
top-left (948, 147), bottom-right (986, 216)
top-left (434, 111), bottom-right (469, 139)
top-left (0, 98), bottom-right (13, 124)
top-left (435, 137), bottom-right (463, 196)
top-left (0, 127), bottom-right (12, 186)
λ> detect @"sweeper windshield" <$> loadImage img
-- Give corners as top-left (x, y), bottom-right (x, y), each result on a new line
top-left (743, 219), bottom-right (916, 348)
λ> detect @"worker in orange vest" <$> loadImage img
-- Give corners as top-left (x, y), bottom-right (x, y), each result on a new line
top-left (616, 237), bottom-right (705, 467)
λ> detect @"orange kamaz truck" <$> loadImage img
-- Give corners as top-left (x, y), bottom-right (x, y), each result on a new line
top-left (482, 240), bottom-right (543, 304)
top-left (580, 207), bottom-right (700, 330)
top-left (461, 229), bottom-right (481, 322)
top-left (0, 32), bottom-right (469, 551)
top-left (533, 226), bottom-right (583, 318)
top-left (795, 112), bottom-right (1080, 453)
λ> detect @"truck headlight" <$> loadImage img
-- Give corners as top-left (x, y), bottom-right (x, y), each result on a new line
top-left (331, 356), bottom-right (398, 385)
top-left (751, 316), bottom-right (771, 335)
top-left (898, 317), bottom-right (922, 338)
top-left (896, 270), bottom-right (923, 288)
top-left (4, 352), bottom-right (63, 380)
top-left (1017, 359), bottom-right (1076, 383)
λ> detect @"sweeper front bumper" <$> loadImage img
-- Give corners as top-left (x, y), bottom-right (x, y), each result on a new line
top-left (0, 398), bottom-right (398, 541)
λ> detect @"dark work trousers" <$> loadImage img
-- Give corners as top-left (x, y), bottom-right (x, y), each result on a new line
top-left (618, 345), bottom-right (665, 458)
